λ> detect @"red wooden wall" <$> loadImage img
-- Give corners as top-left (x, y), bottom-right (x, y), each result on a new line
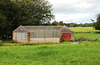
top-left (62, 33), bottom-right (71, 41)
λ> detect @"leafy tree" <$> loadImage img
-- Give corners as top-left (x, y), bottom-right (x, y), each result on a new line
top-left (0, 13), bottom-right (7, 39)
top-left (42, 21), bottom-right (52, 26)
top-left (91, 19), bottom-right (95, 23)
top-left (94, 14), bottom-right (100, 30)
top-left (0, 0), bottom-right (54, 39)
top-left (59, 21), bottom-right (63, 26)
top-left (15, 0), bottom-right (54, 25)
top-left (0, 0), bottom-right (27, 39)
top-left (52, 20), bottom-right (58, 26)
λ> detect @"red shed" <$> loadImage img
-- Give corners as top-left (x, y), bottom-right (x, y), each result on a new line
top-left (60, 25), bottom-right (74, 41)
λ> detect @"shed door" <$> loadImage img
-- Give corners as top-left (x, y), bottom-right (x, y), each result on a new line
top-left (62, 33), bottom-right (71, 40)
top-left (17, 32), bottom-right (25, 40)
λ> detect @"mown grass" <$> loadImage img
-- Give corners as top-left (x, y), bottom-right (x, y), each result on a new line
top-left (0, 41), bottom-right (100, 65)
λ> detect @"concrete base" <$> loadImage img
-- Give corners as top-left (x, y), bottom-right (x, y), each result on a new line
top-left (71, 42), bottom-right (79, 44)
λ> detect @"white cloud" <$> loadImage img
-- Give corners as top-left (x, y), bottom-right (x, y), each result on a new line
top-left (48, 0), bottom-right (100, 23)
top-left (54, 13), bottom-right (95, 23)
top-left (49, 0), bottom-right (100, 13)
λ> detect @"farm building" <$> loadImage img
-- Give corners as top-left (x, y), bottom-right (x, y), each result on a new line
top-left (12, 25), bottom-right (74, 43)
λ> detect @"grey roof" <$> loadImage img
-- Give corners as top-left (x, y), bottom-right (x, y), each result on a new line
top-left (13, 26), bottom-right (28, 32)
top-left (24, 26), bottom-right (62, 31)
top-left (60, 26), bottom-right (74, 33)
top-left (13, 26), bottom-right (74, 33)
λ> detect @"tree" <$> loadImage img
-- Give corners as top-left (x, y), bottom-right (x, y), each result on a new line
top-left (59, 21), bottom-right (63, 26)
top-left (43, 21), bottom-right (52, 26)
top-left (52, 20), bottom-right (58, 26)
top-left (94, 14), bottom-right (100, 30)
top-left (15, 0), bottom-right (54, 25)
top-left (91, 19), bottom-right (95, 23)
top-left (0, 0), bottom-right (27, 39)
top-left (0, 0), bottom-right (54, 39)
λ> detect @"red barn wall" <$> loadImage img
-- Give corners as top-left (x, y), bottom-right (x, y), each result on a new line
top-left (62, 33), bottom-right (74, 41)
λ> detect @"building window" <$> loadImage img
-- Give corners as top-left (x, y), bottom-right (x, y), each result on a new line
top-left (17, 32), bottom-right (25, 40)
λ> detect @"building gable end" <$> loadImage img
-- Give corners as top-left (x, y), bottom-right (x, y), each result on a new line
top-left (13, 26), bottom-right (28, 32)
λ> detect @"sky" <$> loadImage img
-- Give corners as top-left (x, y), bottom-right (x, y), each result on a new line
top-left (48, 0), bottom-right (100, 23)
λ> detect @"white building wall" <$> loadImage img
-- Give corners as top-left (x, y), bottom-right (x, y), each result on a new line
top-left (30, 38), bottom-right (60, 43)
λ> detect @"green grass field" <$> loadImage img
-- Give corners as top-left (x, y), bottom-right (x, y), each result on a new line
top-left (0, 42), bottom-right (100, 65)
top-left (70, 27), bottom-right (100, 33)
top-left (75, 33), bottom-right (100, 40)
top-left (0, 27), bottom-right (100, 65)
top-left (69, 27), bottom-right (100, 41)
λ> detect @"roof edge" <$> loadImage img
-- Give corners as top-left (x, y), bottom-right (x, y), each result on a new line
top-left (60, 25), bottom-right (74, 32)
top-left (60, 25), bottom-right (65, 31)
top-left (13, 25), bottom-right (28, 32)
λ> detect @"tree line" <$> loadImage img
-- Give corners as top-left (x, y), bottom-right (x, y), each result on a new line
top-left (0, 0), bottom-right (100, 39)
top-left (47, 21), bottom-right (94, 27)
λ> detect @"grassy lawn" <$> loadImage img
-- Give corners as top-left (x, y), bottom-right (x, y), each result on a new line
top-left (0, 41), bottom-right (100, 65)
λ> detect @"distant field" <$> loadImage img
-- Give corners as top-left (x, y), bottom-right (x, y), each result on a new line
top-left (75, 33), bottom-right (100, 40)
top-left (0, 42), bottom-right (100, 65)
top-left (69, 27), bottom-right (100, 33)
top-left (69, 27), bottom-right (100, 40)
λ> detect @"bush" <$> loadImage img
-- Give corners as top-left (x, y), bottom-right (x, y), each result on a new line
top-left (74, 36), bottom-right (100, 42)
top-left (8, 40), bottom-right (16, 43)
top-left (94, 38), bottom-right (98, 41)
top-left (0, 40), bottom-right (3, 46)
top-left (3, 40), bottom-right (16, 43)
top-left (60, 38), bottom-right (66, 42)
top-left (75, 36), bottom-right (91, 41)
top-left (74, 38), bottom-right (80, 41)
top-left (98, 40), bottom-right (100, 42)
top-left (60, 38), bottom-right (71, 42)
top-left (79, 36), bottom-right (85, 41)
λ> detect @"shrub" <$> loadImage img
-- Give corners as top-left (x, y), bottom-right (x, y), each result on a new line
top-left (0, 40), bottom-right (3, 46)
top-left (4, 40), bottom-right (16, 43)
top-left (74, 38), bottom-right (80, 41)
top-left (79, 36), bottom-right (85, 41)
top-left (8, 40), bottom-right (16, 43)
top-left (74, 36), bottom-right (96, 42)
top-left (94, 38), bottom-right (98, 41)
top-left (60, 38), bottom-right (66, 42)
top-left (98, 40), bottom-right (100, 42)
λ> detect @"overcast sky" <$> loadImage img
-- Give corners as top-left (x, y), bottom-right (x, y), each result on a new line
top-left (48, 0), bottom-right (100, 23)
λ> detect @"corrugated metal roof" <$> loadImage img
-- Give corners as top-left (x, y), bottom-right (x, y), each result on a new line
top-left (60, 26), bottom-right (74, 33)
top-left (13, 26), bottom-right (28, 32)
top-left (13, 26), bottom-right (74, 33)
top-left (24, 26), bottom-right (62, 32)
